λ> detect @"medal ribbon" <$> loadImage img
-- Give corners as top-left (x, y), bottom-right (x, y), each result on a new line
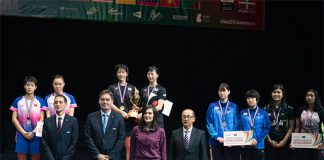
top-left (118, 83), bottom-right (127, 104)
top-left (273, 108), bottom-right (281, 126)
top-left (248, 107), bottom-right (259, 129)
top-left (24, 96), bottom-right (34, 119)
top-left (218, 100), bottom-right (229, 122)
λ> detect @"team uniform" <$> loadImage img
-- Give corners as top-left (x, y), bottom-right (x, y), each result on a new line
top-left (10, 96), bottom-right (47, 154)
top-left (108, 83), bottom-right (137, 135)
top-left (296, 107), bottom-right (324, 160)
top-left (240, 106), bottom-right (270, 160)
top-left (44, 92), bottom-right (77, 116)
top-left (140, 84), bottom-right (167, 128)
top-left (206, 100), bottom-right (241, 160)
top-left (264, 103), bottom-right (294, 160)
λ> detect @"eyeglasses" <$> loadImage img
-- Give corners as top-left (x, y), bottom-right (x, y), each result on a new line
top-left (181, 115), bottom-right (195, 119)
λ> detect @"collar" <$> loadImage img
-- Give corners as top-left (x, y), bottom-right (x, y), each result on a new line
top-left (183, 126), bottom-right (193, 132)
top-left (101, 110), bottom-right (111, 117)
top-left (56, 113), bottom-right (65, 120)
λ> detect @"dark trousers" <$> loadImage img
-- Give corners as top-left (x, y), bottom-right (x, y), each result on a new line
top-left (209, 145), bottom-right (240, 160)
top-left (296, 148), bottom-right (320, 160)
top-left (265, 140), bottom-right (292, 160)
top-left (241, 147), bottom-right (264, 160)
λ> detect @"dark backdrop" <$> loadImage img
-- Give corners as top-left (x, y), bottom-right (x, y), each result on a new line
top-left (1, 1), bottom-right (323, 159)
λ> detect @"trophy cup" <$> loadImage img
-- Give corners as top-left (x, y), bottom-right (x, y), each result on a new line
top-left (129, 87), bottom-right (141, 118)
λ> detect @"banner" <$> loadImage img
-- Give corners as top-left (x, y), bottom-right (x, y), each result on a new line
top-left (0, 0), bottom-right (265, 30)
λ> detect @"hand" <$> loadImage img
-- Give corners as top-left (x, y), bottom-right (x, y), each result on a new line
top-left (317, 143), bottom-right (324, 149)
top-left (28, 132), bottom-right (35, 140)
top-left (289, 143), bottom-right (295, 150)
top-left (251, 139), bottom-right (258, 146)
top-left (121, 112), bottom-right (128, 119)
top-left (137, 113), bottom-right (142, 120)
top-left (277, 139), bottom-right (287, 148)
top-left (97, 154), bottom-right (109, 160)
top-left (22, 131), bottom-right (29, 139)
top-left (217, 137), bottom-right (224, 143)
top-left (269, 139), bottom-right (278, 148)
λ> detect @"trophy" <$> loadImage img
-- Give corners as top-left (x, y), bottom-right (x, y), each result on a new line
top-left (129, 87), bottom-right (141, 118)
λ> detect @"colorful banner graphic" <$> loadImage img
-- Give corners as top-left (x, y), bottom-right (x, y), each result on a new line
top-left (0, 0), bottom-right (265, 30)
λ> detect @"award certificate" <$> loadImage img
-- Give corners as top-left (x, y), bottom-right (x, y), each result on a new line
top-left (224, 131), bottom-right (253, 146)
top-left (291, 133), bottom-right (322, 148)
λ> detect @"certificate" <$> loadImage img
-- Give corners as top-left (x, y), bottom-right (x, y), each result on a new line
top-left (291, 133), bottom-right (322, 148)
top-left (35, 121), bottom-right (44, 137)
top-left (224, 131), bottom-right (253, 146)
top-left (162, 100), bottom-right (173, 117)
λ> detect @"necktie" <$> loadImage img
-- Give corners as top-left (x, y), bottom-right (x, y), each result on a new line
top-left (57, 117), bottom-right (62, 133)
top-left (102, 114), bottom-right (108, 133)
top-left (184, 130), bottom-right (189, 151)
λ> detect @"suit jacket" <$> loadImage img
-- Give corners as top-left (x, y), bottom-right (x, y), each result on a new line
top-left (84, 110), bottom-right (125, 160)
top-left (169, 127), bottom-right (208, 160)
top-left (41, 115), bottom-right (79, 160)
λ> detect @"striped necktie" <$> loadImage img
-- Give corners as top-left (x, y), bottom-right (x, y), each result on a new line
top-left (184, 130), bottom-right (189, 151)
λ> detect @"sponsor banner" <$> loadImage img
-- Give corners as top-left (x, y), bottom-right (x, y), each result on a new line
top-left (0, 0), bottom-right (265, 30)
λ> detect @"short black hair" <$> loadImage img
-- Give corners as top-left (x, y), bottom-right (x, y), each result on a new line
top-left (147, 66), bottom-right (159, 74)
top-left (24, 75), bottom-right (38, 86)
top-left (245, 89), bottom-right (260, 101)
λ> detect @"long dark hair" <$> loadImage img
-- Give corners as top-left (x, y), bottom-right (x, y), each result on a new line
top-left (269, 84), bottom-right (287, 107)
top-left (139, 105), bottom-right (160, 130)
top-left (303, 89), bottom-right (323, 112)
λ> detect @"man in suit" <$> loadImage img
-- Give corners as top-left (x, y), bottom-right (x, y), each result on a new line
top-left (169, 109), bottom-right (208, 160)
top-left (84, 89), bottom-right (125, 160)
top-left (41, 94), bottom-right (79, 160)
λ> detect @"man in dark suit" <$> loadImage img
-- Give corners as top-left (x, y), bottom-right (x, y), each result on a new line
top-left (41, 94), bottom-right (79, 160)
top-left (84, 90), bottom-right (125, 160)
top-left (169, 109), bottom-right (208, 160)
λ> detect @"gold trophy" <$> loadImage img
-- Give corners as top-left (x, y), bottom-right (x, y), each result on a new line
top-left (129, 87), bottom-right (141, 118)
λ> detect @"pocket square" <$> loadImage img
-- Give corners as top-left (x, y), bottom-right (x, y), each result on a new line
top-left (112, 128), bottom-right (117, 130)
top-left (66, 131), bottom-right (71, 133)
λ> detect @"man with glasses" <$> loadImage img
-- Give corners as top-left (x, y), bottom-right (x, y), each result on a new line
top-left (169, 109), bottom-right (208, 160)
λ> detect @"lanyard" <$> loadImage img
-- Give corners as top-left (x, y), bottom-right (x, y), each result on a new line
top-left (24, 96), bottom-right (34, 118)
top-left (218, 100), bottom-right (229, 121)
top-left (273, 108), bottom-right (281, 125)
top-left (117, 83), bottom-right (127, 104)
top-left (248, 107), bottom-right (259, 129)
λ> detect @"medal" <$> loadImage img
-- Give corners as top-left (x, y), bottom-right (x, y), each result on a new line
top-left (25, 96), bottom-right (34, 126)
top-left (118, 83), bottom-right (127, 107)
top-left (275, 125), bottom-right (280, 132)
top-left (248, 107), bottom-right (259, 132)
top-left (26, 118), bottom-right (31, 125)
top-left (219, 101), bottom-right (229, 128)
top-left (273, 108), bottom-right (281, 132)
top-left (222, 121), bottom-right (226, 128)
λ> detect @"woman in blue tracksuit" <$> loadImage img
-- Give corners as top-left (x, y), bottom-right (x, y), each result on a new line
top-left (206, 83), bottom-right (241, 160)
top-left (240, 89), bottom-right (270, 160)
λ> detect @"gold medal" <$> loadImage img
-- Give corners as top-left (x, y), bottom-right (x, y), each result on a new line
top-left (120, 106), bottom-right (125, 111)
